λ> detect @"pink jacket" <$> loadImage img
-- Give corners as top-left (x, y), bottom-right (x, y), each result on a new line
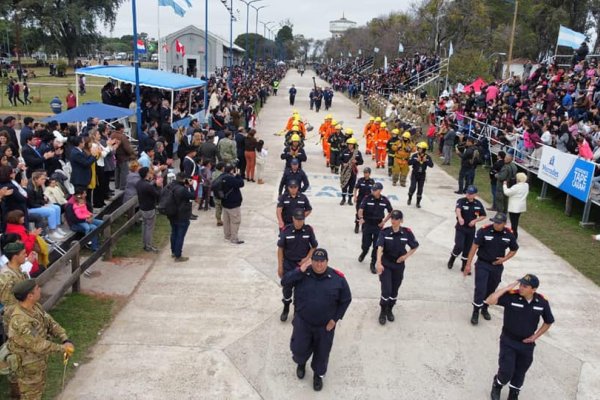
top-left (578, 140), bottom-right (594, 160)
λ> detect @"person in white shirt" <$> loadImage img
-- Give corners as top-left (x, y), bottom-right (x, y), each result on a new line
top-left (503, 172), bottom-right (529, 239)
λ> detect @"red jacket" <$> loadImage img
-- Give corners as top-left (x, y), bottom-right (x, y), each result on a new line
top-left (5, 223), bottom-right (40, 275)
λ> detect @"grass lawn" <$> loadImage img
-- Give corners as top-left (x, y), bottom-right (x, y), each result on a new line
top-left (0, 293), bottom-right (118, 400)
top-left (436, 155), bottom-right (600, 286)
top-left (112, 213), bottom-right (171, 258)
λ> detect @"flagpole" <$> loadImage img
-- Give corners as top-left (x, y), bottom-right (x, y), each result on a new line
top-left (157, 2), bottom-right (161, 70)
top-left (204, 0), bottom-right (209, 122)
top-left (132, 0), bottom-right (142, 139)
top-left (505, 0), bottom-right (519, 79)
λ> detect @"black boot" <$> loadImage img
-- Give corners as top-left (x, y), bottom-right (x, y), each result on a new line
top-left (481, 304), bottom-right (492, 321)
top-left (370, 261), bottom-right (376, 274)
top-left (354, 222), bottom-right (359, 234)
top-left (348, 198), bottom-right (353, 206)
top-left (386, 304), bottom-right (395, 322)
top-left (407, 195), bottom-right (412, 205)
top-left (358, 251), bottom-right (367, 262)
top-left (313, 375), bottom-right (323, 391)
top-left (280, 302), bottom-right (290, 322)
top-left (416, 197), bottom-right (422, 208)
top-left (471, 306), bottom-right (480, 325)
top-left (490, 376), bottom-right (503, 400)
top-left (340, 196), bottom-right (346, 205)
top-left (507, 387), bottom-right (520, 400)
top-left (296, 363), bottom-right (306, 379)
top-left (378, 305), bottom-right (387, 325)
top-left (447, 255), bottom-right (456, 269)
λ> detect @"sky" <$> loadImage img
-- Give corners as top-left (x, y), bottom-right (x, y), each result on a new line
top-left (104, 0), bottom-right (413, 41)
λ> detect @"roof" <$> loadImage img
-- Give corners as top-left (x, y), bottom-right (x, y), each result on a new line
top-left (41, 102), bottom-right (134, 124)
top-left (163, 25), bottom-right (245, 53)
top-left (75, 65), bottom-right (207, 91)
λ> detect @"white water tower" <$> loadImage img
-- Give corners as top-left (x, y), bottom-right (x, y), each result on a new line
top-left (329, 14), bottom-right (357, 38)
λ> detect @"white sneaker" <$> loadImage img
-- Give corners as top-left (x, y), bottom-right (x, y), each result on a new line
top-left (49, 231), bottom-right (65, 241)
top-left (56, 227), bottom-right (70, 236)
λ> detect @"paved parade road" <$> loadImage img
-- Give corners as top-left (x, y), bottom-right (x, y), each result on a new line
top-left (60, 71), bottom-right (600, 400)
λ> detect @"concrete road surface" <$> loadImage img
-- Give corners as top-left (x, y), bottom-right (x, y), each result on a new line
top-left (59, 70), bottom-right (600, 400)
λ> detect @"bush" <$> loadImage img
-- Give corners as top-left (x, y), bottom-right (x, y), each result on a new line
top-left (56, 61), bottom-right (67, 77)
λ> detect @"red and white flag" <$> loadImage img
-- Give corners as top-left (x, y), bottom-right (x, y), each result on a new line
top-left (175, 39), bottom-right (186, 57)
top-left (162, 43), bottom-right (169, 53)
top-left (136, 39), bottom-right (146, 53)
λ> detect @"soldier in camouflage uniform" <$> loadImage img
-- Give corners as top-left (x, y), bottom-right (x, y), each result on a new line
top-left (0, 242), bottom-right (29, 400)
top-left (7, 279), bottom-right (74, 400)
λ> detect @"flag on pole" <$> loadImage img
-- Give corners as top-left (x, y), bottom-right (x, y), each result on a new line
top-left (162, 43), bottom-right (169, 53)
top-left (448, 42), bottom-right (454, 57)
top-left (398, 43), bottom-right (404, 53)
top-left (384, 55), bottom-right (388, 73)
top-left (176, 39), bottom-right (186, 57)
top-left (358, 49), bottom-right (362, 55)
top-left (158, 0), bottom-right (186, 17)
top-left (136, 39), bottom-right (147, 53)
top-left (348, 52), bottom-right (352, 57)
top-left (557, 25), bottom-right (586, 49)
top-left (374, 47), bottom-right (380, 53)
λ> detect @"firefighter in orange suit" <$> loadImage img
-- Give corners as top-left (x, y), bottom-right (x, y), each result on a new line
top-left (375, 122), bottom-right (390, 169)
top-left (320, 114), bottom-right (333, 159)
top-left (368, 117), bottom-right (382, 160)
top-left (364, 117), bottom-right (375, 155)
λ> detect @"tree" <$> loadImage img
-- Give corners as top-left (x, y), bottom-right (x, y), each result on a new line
top-left (275, 24), bottom-right (295, 60)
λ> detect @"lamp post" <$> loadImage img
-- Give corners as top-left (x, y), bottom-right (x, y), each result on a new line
top-left (251, 5), bottom-right (268, 59)
top-left (131, 0), bottom-right (142, 139)
top-left (260, 21), bottom-right (274, 62)
top-left (203, 0), bottom-right (209, 121)
top-left (219, 0), bottom-right (236, 89)
top-left (240, 0), bottom-right (262, 70)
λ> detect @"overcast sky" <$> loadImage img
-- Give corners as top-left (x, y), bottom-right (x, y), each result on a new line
top-left (104, 0), bottom-right (413, 41)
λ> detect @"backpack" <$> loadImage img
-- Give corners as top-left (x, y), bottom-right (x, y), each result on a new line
top-left (211, 173), bottom-right (227, 200)
top-left (157, 183), bottom-right (178, 217)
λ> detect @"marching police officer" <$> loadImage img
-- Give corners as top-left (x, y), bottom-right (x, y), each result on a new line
top-left (278, 158), bottom-right (310, 195)
top-left (486, 274), bottom-right (555, 400)
top-left (277, 209), bottom-right (319, 322)
top-left (375, 210), bottom-right (419, 325)
top-left (464, 212), bottom-right (519, 325)
top-left (448, 185), bottom-right (487, 272)
top-left (407, 141), bottom-right (434, 208)
top-left (281, 248), bottom-right (352, 391)
top-left (276, 180), bottom-right (312, 230)
top-left (352, 167), bottom-right (375, 234)
top-left (358, 182), bottom-right (393, 274)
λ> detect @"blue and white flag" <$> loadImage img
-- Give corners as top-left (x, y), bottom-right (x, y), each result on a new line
top-left (557, 25), bottom-right (586, 49)
top-left (158, 0), bottom-right (186, 17)
top-left (182, 0), bottom-right (193, 7)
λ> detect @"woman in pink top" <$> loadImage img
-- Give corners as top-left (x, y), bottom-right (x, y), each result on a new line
top-left (486, 83), bottom-right (499, 103)
top-left (577, 136), bottom-right (594, 160)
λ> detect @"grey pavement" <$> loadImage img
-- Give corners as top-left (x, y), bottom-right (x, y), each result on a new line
top-left (59, 70), bottom-right (600, 400)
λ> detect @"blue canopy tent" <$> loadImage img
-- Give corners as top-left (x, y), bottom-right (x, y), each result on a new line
top-left (41, 102), bottom-right (134, 124)
top-left (75, 65), bottom-right (207, 129)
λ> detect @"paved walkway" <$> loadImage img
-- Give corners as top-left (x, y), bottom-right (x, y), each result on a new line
top-left (59, 71), bottom-right (600, 400)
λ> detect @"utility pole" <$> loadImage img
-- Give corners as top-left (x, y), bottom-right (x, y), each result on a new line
top-left (505, 0), bottom-right (519, 79)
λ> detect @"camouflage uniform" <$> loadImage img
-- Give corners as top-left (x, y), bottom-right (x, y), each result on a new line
top-left (0, 267), bottom-right (28, 400)
top-left (7, 303), bottom-right (69, 400)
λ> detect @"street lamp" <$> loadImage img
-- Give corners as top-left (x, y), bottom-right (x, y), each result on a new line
top-left (240, 0), bottom-right (262, 67)
top-left (260, 21), bottom-right (274, 62)
top-left (251, 4), bottom-right (268, 67)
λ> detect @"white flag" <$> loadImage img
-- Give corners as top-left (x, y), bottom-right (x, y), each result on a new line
top-left (358, 49), bottom-right (362, 55)
top-left (348, 52), bottom-right (352, 57)
top-left (384, 55), bottom-right (388, 73)
top-left (449, 42), bottom-right (454, 57)
top-left (374, 47), bottom-right (380, 53)
top-left (398, 43), bottom-right (404, 53)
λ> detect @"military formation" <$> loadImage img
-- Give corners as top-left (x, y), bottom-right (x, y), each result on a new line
top-left (271, 95), bottom-right (554, 399)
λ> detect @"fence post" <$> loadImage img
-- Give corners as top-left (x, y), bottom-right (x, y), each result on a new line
top-left (103, 214), bottom-right (112, 261)
top-left (71, 243), bottom-right (81, 293)
top-left (580, 199), bottom-right (594, 227)
top-left (565, 194), bottom-right (573, 217)
top-left (537, 181), bottom-right (549, 201)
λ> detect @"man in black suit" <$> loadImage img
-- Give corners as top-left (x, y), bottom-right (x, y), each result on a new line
top-left (69, 136), bottom-right (96, 200)
top-left (21, 133), bottom-right (55, 178)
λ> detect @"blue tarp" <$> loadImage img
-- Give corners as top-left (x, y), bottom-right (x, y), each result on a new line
top-left (41, 102), bottom-right (134, 123)
top-left (75, 65), bottom-right (207, 91)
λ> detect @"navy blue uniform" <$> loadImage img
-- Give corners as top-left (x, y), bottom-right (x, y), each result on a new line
top-left (281, 266), bottom-right (352, 376)
top-left (278, 224), bottom-right (318, 303)
top-left (472, 225), bottom-right (519, 309)
top-left (354, 177), bottom-right (375, 224)
top-left (376, 226), bottom-right (419, 308)
top-left (278, 168), bottom-right (310, 195)
top-left (452, 197), bottom-right (486, 261)
top-left (407, 152), bottom-right (434, 201)
top-left (495, 291), bottom-right (554, 390)
top-left (359, 194), bottom-right (393, 264)
top-left (277, 193), bottom-right (312, 225)
top-left (281, 145), bottom-right (307, 169)
top-left (289, 87), bottom-right (297, 106)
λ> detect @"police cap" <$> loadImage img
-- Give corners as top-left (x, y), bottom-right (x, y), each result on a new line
top-left (290, 158), bottom-right (300, 165)
top-left (490, 212), bottom-right (508, 224)
top-left (372, 182), bottom-right (383, 191)
top-left (466, 185), bottom-right (478, 194)
top-left (287, 179), bottom-right (299, 187)
top-left (311, 248), bottom-right (328, 261)
top-left (390, 210), bottom-right (403, 220)
top-left (292, 208), bottom-right (305, 220)
top-left (13, 279), bottom-right (37, 300)
top-left (519, 274), bottom-right (540, 288)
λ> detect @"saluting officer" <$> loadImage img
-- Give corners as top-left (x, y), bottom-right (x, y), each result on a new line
top-left (277, 209), bottom-right (318, 322)
top-left (276, 180), bottom-right (312, 230)
top-left (278, 158), bottom-right (310, 195)
top-left (375, 210), bottom-right (419, 325)
top-left (352, 167), bottom-right (375, 234)
top-left (281, 248), bottom-right (352, 392)
top-left (464, 212), bottom-right (519, 325)
top-left (358, 182), bottom-right (393, 274)
top-left (486, 274), bottom-right (554, 400)
top-left (448, 185), bottom-right (487, 272)
top-left (407, 141), bottom-right (434, 208)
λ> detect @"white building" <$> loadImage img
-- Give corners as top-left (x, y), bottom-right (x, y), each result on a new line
top-left (159, 25), bottom-right (245, 76)
top-left (329, 14), bottom-right (357, 39)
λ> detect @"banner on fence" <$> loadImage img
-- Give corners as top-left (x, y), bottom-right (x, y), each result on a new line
top-left (538, 145), bottom-right (595, 202)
